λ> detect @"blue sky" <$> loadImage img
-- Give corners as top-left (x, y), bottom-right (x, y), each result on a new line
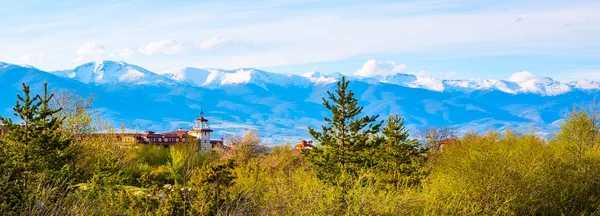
top-left (1, 0), bottom-right (600, 81)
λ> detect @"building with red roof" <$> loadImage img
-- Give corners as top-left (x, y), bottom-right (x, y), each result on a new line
top-left (126, 110), bottom-right (223, 149)
top-left (295, 139), bottom-right (314, 151)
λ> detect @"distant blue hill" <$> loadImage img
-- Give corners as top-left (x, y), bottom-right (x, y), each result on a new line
top-left (0, 60), bottom-right (597, 144)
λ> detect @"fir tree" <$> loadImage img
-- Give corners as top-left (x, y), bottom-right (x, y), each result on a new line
top-left (306, 76), bottom-right (382, 201)
top-left (0, 82), bottom-right (76, 211)
top-left (376, 114), bottom-right (428, 188)
top-left (195, 160), bottom-right (236, 216)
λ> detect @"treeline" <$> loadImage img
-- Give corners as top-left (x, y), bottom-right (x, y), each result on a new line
top-left (1, 79), bottom-right (600, 215)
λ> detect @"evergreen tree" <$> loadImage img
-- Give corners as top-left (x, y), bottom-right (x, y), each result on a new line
top-left (376, 114), bottom-right (428, 188)
top-left (306, 76), bottom-right (382, 199)
top-left (0, 82), bottom-right (76, 212)
top-left (195, 160), bottom-right (236, 216)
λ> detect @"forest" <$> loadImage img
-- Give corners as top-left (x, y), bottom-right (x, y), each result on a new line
top-left (1, 77), bottom-right (600, 215)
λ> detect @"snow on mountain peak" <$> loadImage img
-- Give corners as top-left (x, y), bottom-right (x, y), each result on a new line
top-left (0, 61), bottom-right (10, 69)
top-left (13, 59), bottom-right (597, 96)
top-left (519, 77), bottom-right (571, 96)
top-left (409, 75), bottom-right (445, 92)
top-left (444, 73), bottom-right (571, 96)
top-left (444, 79), bottom-right (520, 94)
top-left (161, 67), bottom-right (211, 86)
top-left (0, 61), bottom-right (36, 70)
top-left (167, 68), bottom-right (314, 89)
top-left (380, 73), bottom-right (417, 84)
top-left (568, 79), bottom-right (600, 90)
top-left (53, 60), bottom-right (175, 85)
top-left (301, 71), bottom-right (338, 84)
top-left (220, 68), bottom-right (254, 85)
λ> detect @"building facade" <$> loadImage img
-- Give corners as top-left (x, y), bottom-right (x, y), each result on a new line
top-left (129, 111), bottom-right (223, 149)
top-left (295, 139), bottom-right (314, 150)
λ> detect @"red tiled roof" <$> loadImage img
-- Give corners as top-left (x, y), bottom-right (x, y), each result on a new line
top-left (145, 134), bottom-right (163, 138)
top-left (440, 139), bottom-right (455, 145)
top-left (295, 140), bottom-right (314, 150)
top-left (169, 130), bottom-right (189, 137)
top-left (164, 133), bottom-right (179, 138)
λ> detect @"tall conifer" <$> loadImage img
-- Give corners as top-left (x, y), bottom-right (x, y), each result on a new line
top-left (306, 76), bottom-right (382, 205)
top-left (0, 82), bottom-right (75, 210)
top-left (377, 114), bottom-right (427, 188)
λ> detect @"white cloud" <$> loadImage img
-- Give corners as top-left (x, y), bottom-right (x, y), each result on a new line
top-left (355, 59), bottom-right (407, 77)
top-left (20, 53), bottom-right (44, 62)
top-left (73, 56), bottom-right (85, 63)
top-left (138, 39), bottom-right (188, 55)
top-left (2, 1), bottom-right (600, 73)
top-left (197, 36), bottom-right (250, 50)
top-left (76, 42), bottom-right (106, 56)
top-left (73, 41), bottom-right (107, 64)
top-left (109, 48), bottom-right (135, 57)
top-left (509, 71), bottom-right (536, 82)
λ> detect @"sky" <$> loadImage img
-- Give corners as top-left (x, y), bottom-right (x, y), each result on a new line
top-left (1, 0), bottom-right (600, 81)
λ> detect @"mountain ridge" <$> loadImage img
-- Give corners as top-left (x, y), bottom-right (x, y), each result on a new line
top-left (1, 60), bottom-right (597, 143)
top-left (47, 60), bottom-right (600, 96)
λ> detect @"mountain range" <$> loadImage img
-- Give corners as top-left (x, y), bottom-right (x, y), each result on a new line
top-left (1, 60), bottom-right (597, 144)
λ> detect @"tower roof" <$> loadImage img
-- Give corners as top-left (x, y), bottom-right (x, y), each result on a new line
top-left (195, 109), bottom-right (209, 122)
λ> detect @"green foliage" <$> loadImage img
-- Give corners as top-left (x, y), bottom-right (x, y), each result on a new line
top-left (191, 160), bottom-right (236, 215)
top-left (422, 115), bottom-right (600, 215)
top-left (423, 130), bottom-right (550, 214)
top-left (0, 82), bottom-right (77, 212)
top-left (552, 105), bottom-right (600, 158)
top-left (168, 140), bottom-right (210, 185)
top-left (306, 76), bottom-right (382, 187)
top-left (375, 114), bottom-right (428, 189)
top-left (136, 145), bottom-right (171, 166)
top-left (50, 90), bottom-right (96, 142)
top-left (306, 77), bottom-right (428, 207)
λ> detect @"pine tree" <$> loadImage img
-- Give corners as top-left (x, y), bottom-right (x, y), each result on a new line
top-left (377, 114), bottom-right (428, 188)
top-left (306, 76), bottom-right (382, 192)
top-left (0, 82), bottom-right (76, 211)
top-left (195, 160), bottom-right (236, 216)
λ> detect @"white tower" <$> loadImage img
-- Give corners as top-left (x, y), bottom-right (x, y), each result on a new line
top-left (192, 110), bottom-right (213, 149)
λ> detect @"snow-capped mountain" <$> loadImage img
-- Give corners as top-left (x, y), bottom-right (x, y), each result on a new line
top-left (444, 79), bottom-right (520, 94)
top-left (352, 73), bottom-right (445, 92)
top-left (53, 60), bottom-right (177, 86)
top-left (443, 76), bottom-right (572, 96)
top-left (301, 71), bottom-right (338, 84)
top-left (25, 60), bottom-right (600, 97)
top-left (1, 60), bottom-right (599, 143)
top-left (161, 67), bottom-right (212, 86)
top-left (567, 80), bottom-right (600, 91)
top-left (6, 60), bottom-right (598, 96)
top-left (515, 76), bottom-right (571, 96)
top-left (162, 67), bottom-right (313, 90)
